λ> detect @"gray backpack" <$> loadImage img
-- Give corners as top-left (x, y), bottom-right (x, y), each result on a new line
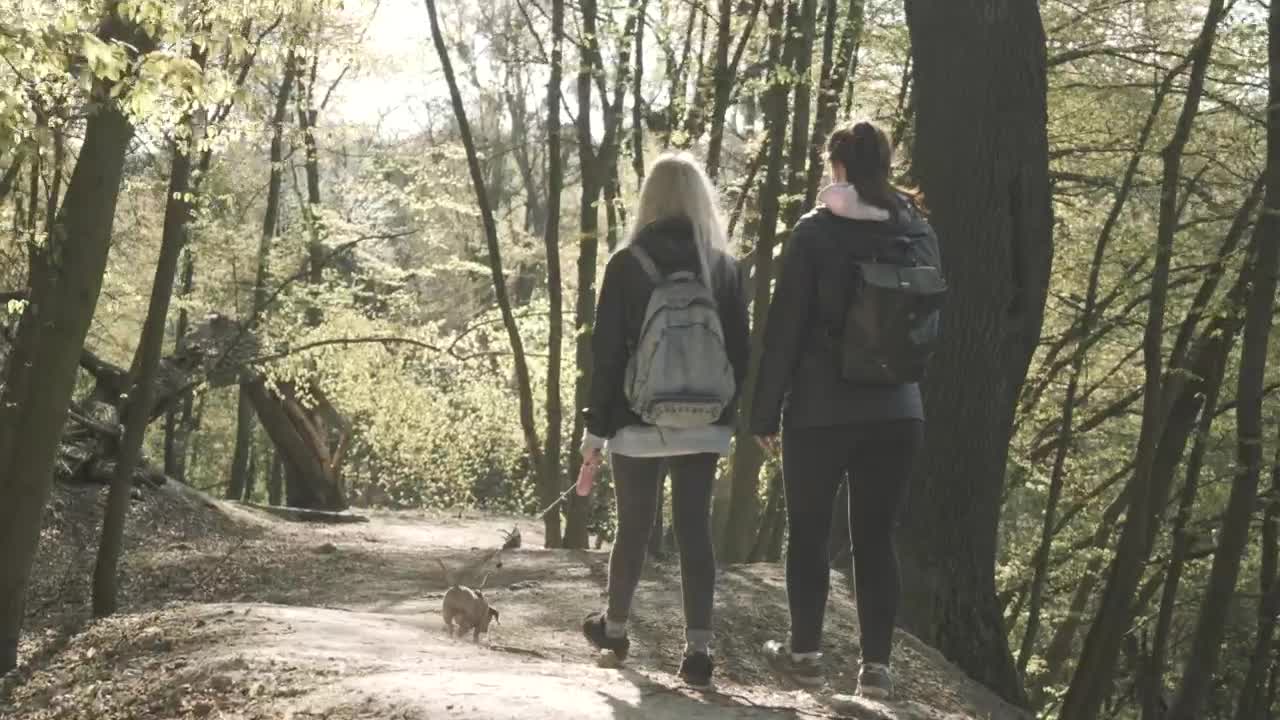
top-left (624, 246), bottom-right (736, 428)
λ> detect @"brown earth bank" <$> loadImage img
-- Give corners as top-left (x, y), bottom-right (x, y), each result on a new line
top-left (1, 481), bottom-right (1029, 720)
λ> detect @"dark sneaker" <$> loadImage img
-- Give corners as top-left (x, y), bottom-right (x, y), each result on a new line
top-left (856, 662), bottom-right (893, 700)
top-left (678, 651), bottom-right (714, 690)
top-left (582, 611), bottom-right (630, 662)
top-left (763, 639), bottom-right (823, 687)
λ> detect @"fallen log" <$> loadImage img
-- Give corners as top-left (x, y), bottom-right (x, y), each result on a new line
top-left (238, 502), bottom-right (368, 524)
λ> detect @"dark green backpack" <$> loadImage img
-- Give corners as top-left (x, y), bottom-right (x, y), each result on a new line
top-left (837, 229), bottom-right (946, 385)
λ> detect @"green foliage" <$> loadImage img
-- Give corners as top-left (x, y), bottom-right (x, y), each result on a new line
top-left (1, 0), bottom-right (1276, 715)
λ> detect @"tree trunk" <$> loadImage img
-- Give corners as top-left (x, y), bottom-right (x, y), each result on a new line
top-left (243, 431), bottom-right (258, 503)
top-left (720, 0), bottom-right (791, 564)
top-left (1237, 433), bottom-right (1280, 720)
top-left (296, 55), bottom-right (325, 326)
top-left (783, 0), bottom-right (817, 227)
top-left (1144, 330), bottom-right (1233, 719)
top-left (805, 0), bottom-right (864, 206)
top-left (749, 466), bottom-right (787, 563)
top-left (1166, 6), bottom-right (1278, 714)
top-left (1060, 3), bottom-right (1226, 717)
top-left (631, 0), bottom-right (648, 185)
top-left (565, 0), bottom-right (604, 552)
top-left (1017, 65), bottom-right (1179, 680)
top-left (93, 97), bottom-right (202, 616)
top-left (0, 9), bottom-right (151, 672)
top-left (704, 0), bottom-right (765, 180)
top-left (564, 0), bottom-right (642, 549)
top-left (898, 0), bottom-right (1054, 705)
top-left (163, 248), bottom-right (195, 483)
top-left (544, 0), bottom-right (572, 548)
top-left (426, 0), bottom-right (547, 538)
top-left (267, 449), bottom-right (283, 506)
top-left (244, 380), bottom-right (345, 510)
top-left (229, 55), bottom-right (297, 500)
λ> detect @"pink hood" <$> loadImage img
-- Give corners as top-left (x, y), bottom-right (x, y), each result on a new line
top-left (817, 183), bottom-right (892, 221)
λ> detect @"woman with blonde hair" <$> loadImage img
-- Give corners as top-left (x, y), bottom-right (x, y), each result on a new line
top-left (580, 153), bottom-right (749, 689)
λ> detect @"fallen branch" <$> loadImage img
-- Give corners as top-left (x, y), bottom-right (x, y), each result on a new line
top-left (239, 502), bottom-right (368, 524)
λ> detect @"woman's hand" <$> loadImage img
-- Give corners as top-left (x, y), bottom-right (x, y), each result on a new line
top-left (582, 447), bottom-right (604, 468)
top-left (755, 434), bottom-right (780, 456)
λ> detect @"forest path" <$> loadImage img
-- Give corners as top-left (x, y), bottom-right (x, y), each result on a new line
top-left (7, 486), bottom-right (1021, 719)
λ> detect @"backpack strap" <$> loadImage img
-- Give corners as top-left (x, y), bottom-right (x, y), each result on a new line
top-left (629, 245), bottom-right (663, 284)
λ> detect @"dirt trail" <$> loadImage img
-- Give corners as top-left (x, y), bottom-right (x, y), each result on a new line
top-left (4, 487), bottom-right (1026, 720)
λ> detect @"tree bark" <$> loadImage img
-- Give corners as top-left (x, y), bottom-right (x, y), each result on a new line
top-left (1017, 63), bottom-right (1182, 680)
top-left (543, 0), bottom-right (571, 548)
top-left (93, 92), bottom-right (203, 616)
top-left (229, 55), bottom-right (297, 501)
top-left (1060, 3), bottom-right (1226, 717)
top-left (0, 6), bottom-right (151, 672)
top-left (1166, 4), bottom-right (1278, 714)
top-left (1143, 314), bottom-right (1235, 719)
top-left (296, 54), bottom-right (325, 326)
top-left (705, 0), bottom-right (765, 180)
top-left (720, 0), bottom-right (791, 563)
top-left (898, 0), bottom-right (1054, 705)
top-left (1236, 431), bottom-right (1280, 720)
top-left (564, 0), bottom-right (643, 549)
top-left (631, 0), bottom-right (648, 185)
top-left (805, 0), bottom-right (863, 206)
top-left (783, 0), bottom-right (817, 227)
top-left (267, 449), bottom-right (283, 506)
top-left (163, 248), bottom-right (196, 483)
top-left (426, 0), bottom-right (547, 541)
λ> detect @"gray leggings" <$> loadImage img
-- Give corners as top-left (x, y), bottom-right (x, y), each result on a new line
top-left (606, 453), bottom-right (717, 634)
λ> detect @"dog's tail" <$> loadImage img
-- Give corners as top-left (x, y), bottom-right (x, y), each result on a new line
top-left (436, 558), bottom-right (455, 586)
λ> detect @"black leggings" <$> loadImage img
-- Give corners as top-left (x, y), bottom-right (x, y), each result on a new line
top-left (606, 453), bottom-right (717, 634)
top-left (782, 420), bottom-right (922, 663)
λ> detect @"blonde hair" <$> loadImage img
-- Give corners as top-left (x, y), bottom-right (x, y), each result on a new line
top-left (620, 152), bottom-right (729, 290)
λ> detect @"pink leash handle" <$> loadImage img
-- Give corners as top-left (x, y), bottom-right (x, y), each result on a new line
top-left (576, 459), bottom-right (599, 497)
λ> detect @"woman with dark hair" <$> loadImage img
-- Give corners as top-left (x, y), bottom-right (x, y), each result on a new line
top-left (751, 121), bottom-right (940, 700)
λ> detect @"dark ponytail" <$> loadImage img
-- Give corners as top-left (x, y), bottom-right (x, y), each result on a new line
top-left (827, 121), bottom-right (918, 219)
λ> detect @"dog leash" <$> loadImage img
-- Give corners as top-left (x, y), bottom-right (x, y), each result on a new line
top-left (535, 484), bottom-right (581, 520)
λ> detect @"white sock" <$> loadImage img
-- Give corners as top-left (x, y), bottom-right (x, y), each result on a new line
top-left (792, 651), bottom-right (821, 662)
top-left (685, 629), bottom-right (714, 655)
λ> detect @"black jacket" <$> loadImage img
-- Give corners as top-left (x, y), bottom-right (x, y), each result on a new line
top-left (749, 204), bottom-right (939, 435)
top-left (583, 216), bottom-right (751, 439)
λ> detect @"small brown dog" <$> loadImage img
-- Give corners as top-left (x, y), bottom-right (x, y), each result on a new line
top-left (438, 559), bottom-right (499, 642)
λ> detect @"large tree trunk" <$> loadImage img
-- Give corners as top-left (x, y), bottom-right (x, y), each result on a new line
top-left (244, 380), bottom-right (346, 510)
top-left (0, 8), bottom-right (151, 673)
top-left (719, 0), bottom-right (791, 563)
top-left (93, 90), bottom-right (204, 616)
top-left (1060, 3), bottom-right (1226, 718)
top-left (1166, 5), bottom-right (1278, 715)
top-left (543, 0), bottom-right (571, 547)
top-left (897, 0), bottom-right (1054, 705)
top-left (229, 56), bottom-right (297, 501)
top-left (426, 0), bottom-right (547, 538)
